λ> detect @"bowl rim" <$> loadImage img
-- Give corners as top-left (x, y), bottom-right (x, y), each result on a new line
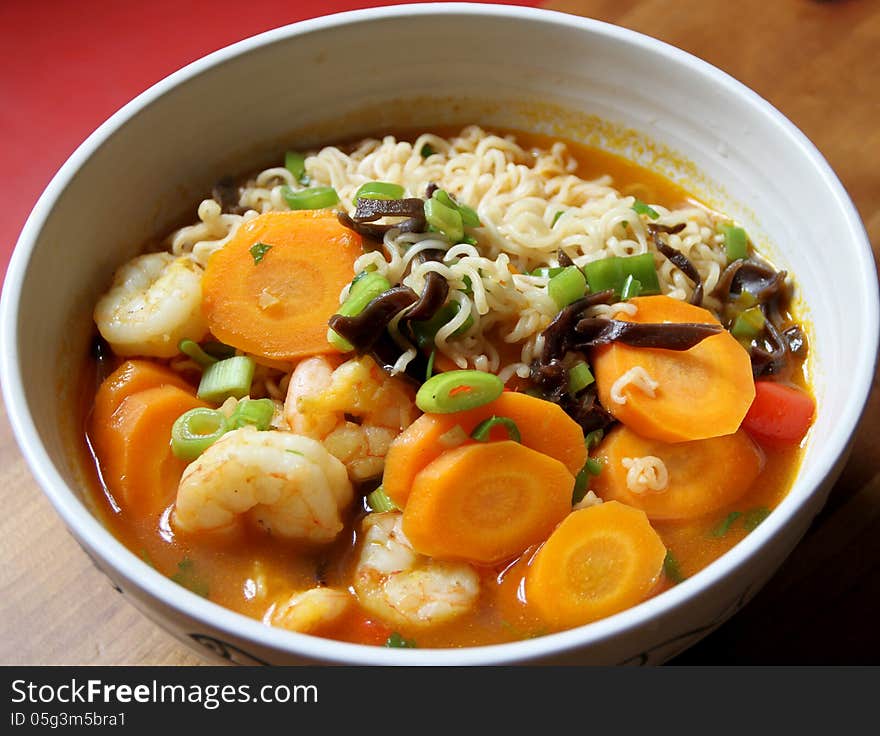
top-left (2, 2), bottom-right (877, 665)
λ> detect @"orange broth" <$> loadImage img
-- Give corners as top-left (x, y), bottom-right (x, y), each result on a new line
top-left (80, 129), bottom-right (810, 649)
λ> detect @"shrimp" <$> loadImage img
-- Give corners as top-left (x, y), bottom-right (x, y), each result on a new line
top-left (94, 252), bottom-right (208, 357)
top-left (265, 587), bottom-right (352, 635)
top-left (174, 426), bottom-right (353, 543)
top-left (284, 355), bottom-right (418, 482)
top-left (353, 512), bottom-right (480, 629)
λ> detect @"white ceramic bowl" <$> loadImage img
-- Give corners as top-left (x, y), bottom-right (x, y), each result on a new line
top-left (2, 4), bottom-right (877, 665)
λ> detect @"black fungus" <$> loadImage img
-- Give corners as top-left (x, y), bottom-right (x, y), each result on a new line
top-left (649, 225), bottom-right (703, 305)
top-left (539, 290), bottom-right (616, 363)
top-left (530, 360), bottom-right (569, 402)
top-left (336, 210), bottom-right (392, 242)
top-left (404, 271), bottom-right (449, 322)
top-left (212, 176), bottom-right (245, 214)
top-left (560, 386), bottom-right (617, 436)
top-left (557, 249), bottom-right (574, 268)
top-left (328, 286), bottom-right (418, 353)
top-left (353, 197), bottom-right (426, 223)
top-left (572, 318), bottom-right (722, 350)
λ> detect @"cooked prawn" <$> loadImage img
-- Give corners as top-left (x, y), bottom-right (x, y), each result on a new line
top-left (94, 252), bottom-right (208, 357)
top-left (265, 587), bottom-right (352, 635)
top-left (284, 355), bottom-right (418, 482)
top-left (353, 512), bottom-right (480, 629)
top-left (174, 426), bottom-right (353, 543)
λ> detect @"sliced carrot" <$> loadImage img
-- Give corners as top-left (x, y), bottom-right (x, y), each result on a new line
top-left (91, 359), bottom-right (194, 431)
top-left (525, 501), bottom-right (666, 629)
top-left (383, 391), bottom-right (587, 507)
top-left (402, 440), bottom-right (574, 565)
top-left (592, 295), bottom-right (755, 442)
top-left (202, 210), bottom-right (364, 360)
top-left (590, 424), bottom-right (762, 520)
top-left (91, 385), bottom-right (208, 516)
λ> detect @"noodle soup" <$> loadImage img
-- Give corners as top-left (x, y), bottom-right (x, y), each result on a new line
top-left (84, 127), bottom-right (813, 648)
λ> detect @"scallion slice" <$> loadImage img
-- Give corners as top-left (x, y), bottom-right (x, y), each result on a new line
top-left (632, 198), bottom-right (660, 219)
top-left (425, 349), bottom-right (436, 380)
top-left (424, 196), bottom-right (464, 243)
top-left (385, 632), bottom-right (417, 648)
top-left (366, 486), bottom-right (400, 513)
top-left (719, 223), bottom-right (749, 261)
top-left (284, 151), bottom-right (308, 183)
top-left (620, 274), bottom-right (642, 301)
top-left (663, 550), bottom-right (686, 584)
top-left (328, 272), bottom-right (392, 351)
top-left (732, 306), bottom-right (766, 340)
top-left (171, 408), bottom-right (228, 461)
top-left (585, 457), bottom-right (603, 476)
top-left (582, 253), bottom-right (661, 297)
top-left (470, 416), bottom-right (522, 443)
top-left (548, 265), bottom-right (587, 309)
top-left (409, 301), bottom-right (473, 348)
top-left (282, 185), bottom-right (339, 210)
top-left (567, 361), bottom-right (595, 395)
top-left (529, 266), bottom-right (566, 278)
top-left (710, 511), bottom-right (742, 538)
top-left (197, 355), bottom-right (256, 403)
top-left (584, 429), bottom-right (604, 450)
top-left (433, 189), bottom-right (480, 228)
top-left (354, 181), bottom-right (405, 202)
top-left (229, 398), bottom-right (275, 430)
top-left (178, 339), bottom-right (218, 368)
top-left (416, 370), bottom-right (503, 413)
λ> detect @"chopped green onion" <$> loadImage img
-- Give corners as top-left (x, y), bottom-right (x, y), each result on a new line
top-left (632, 198), bottom-right (660, 219)
top-left (742, 507), bottom-right (770, 531)
top-left (229, 398), bottom-right (275, 430)
top-left (620, 274), bottom-right (642, 301)
top-left (282, 185), bottom-right (339, 210)
top-left (710, 511), bottom-right (742, 537)
top-left (471, 416), bottom-right (521, 443)
top-left (552, 210), bottom-right (564, 227)
top-left (582, 253), bottom-right (661, 298)
top-left (548, 265), bottom-right (587, 309)
top-left (734, 290), bottom-right (758, 309)
top-left (719, 223), bottom-right (749, 261)
top-left (529, 266), bottom-right (566, 278)
top-left (585, 457), bottom-right (603, 476)
top-left (249, 242), bottom-right (272, 264)
top-left (202, 341), bottom-right (236, 360)
top-left (567, 361), bottom-right (594, 394)
top-left (385, 632), bottom-right (417, 648)
top-left (178, 339), bottom-right (218, 368)
top-left (425, 349), bottom-right (436, 380)
top-left (732, 306), bottom-right (766, 340)
top-left (420, 143), bottom-right (435, 158)
top-left (433, 189), bottom-right (480, 228)
top-left (197, 355), bottom-right (255, 403)
top-left (584, 429), bottom-right (604, 450)
top-left (354, 181), bottom-right (405, 202)
top-left (171, 557), bottom-right (209, 598)
top-left (416, 370), bottom-right (504, 413)
top-left (424, 196), bottom-right (464, 243)
top-left (328, 272), bottom-right (392, 351)
top-left (284, 151), bottom-right (308, 183)
top-left (171, 408), bottom-right (229, 461)
top-left (366, 486), bottom-right (399, 513)
top-left (461, 275), bottom-right (474, 295)
top-left (409, 302), bottom-right (473, 348)
top-left (139, 549), bottom-right (156, 568)
top-left (663, 551), bottom-right (685, 584)
top-left (460, 234), bottom-right (479, 246)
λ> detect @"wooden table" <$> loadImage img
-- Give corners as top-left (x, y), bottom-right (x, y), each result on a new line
top-left (2, 0), bottom-right (878, 665)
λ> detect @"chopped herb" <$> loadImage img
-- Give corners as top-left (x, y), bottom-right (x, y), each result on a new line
top-left (663, 551), bottom-right (685, 584)
top-left (385, 632), bottom-right (417, 648)
top-left (743, 507), bottom-right (771, 531)
top-left (171, 557), bottom-right (209, 598)
top-left (710, 511), bottom-right (742, 538)
top-left (632, 198), bottom-right (660, 219)
top-left (552, 210), bottom-right (564, 227)
top-left (584, 429), bottom-right (604, 450)
top-left (285, 449), bottom-right (304, 456)
top-left (585, 457), bottom-right (603, 476)
top-left (420, 143), bottom-right (435, 158)
top-left (471, 415), bottom-right (522, 443)
top-left (249, 242), bottom-right (272, 264)
top-left (426, 349), bottom-right (436, 380)
top-left (461, 275), bottom-right (474, 295)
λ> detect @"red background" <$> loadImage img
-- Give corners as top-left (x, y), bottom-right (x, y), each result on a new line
top-left (0, 0), bottom-right (543, 282)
